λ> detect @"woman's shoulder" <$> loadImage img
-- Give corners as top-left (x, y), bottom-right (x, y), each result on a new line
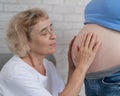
top-left (0, 55), bottom-right (35, 80)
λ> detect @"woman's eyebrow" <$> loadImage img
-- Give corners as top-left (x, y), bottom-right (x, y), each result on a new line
top-left (40, 23), bottom-right (53, 32)
top-left (40, 27), bottom-right (47, 33)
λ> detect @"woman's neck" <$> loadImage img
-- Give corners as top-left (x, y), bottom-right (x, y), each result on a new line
top-left (21, 53), bottom-right (46, 75)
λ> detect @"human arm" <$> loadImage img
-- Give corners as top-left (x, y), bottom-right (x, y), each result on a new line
top-left (59, 33), bottom-right (101, 96)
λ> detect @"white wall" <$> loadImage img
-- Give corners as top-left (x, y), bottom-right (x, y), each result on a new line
top-left (0, 0), bottom-right (91, 95)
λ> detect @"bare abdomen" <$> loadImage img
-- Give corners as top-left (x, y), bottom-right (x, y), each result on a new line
top-left (72, 24), bottom-right (120, 73)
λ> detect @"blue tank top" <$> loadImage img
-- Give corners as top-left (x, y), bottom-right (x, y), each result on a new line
top-left (84, 0), bottom-right (120, 32)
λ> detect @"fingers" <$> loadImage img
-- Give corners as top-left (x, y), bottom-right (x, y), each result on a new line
top-left (81, 33), bottom-right (99, 51)
top-left (81, 33), bottom-right (87, 48)
top-left (89, 33), bottom-right (97, 49)
top-left (93, 41), bottom-right (101, 53)
top-left (68, 36), bottom-right (76, 60)
top-left (68, 36), bottom-right (76, 56)
top-left (68, 36), bottom-right (76, 67)
top-left (69, 36), bottom-right (76, 51)
top-left (85, 33), bottom-right (93, 48)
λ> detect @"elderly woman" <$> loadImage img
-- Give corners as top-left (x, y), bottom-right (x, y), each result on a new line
top-left (0, 8), bottom-right (100, 96)
top-left (72, 0), bottom-right (120, 96)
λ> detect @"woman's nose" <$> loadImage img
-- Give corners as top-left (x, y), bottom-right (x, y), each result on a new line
top-left (47, 29), bottom-right (56, 39)
top-left (50, 32), bottom-right (56, 40)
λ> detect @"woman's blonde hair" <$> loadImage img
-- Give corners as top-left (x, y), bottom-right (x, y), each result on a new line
top-left (7, 8), bottom-right (49, 57)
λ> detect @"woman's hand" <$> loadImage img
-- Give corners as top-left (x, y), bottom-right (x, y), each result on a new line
top-left (60, 33), bottom-right (101, 96)
top-left (68, 36), bottom-right (76, 81)
top-left (75, 33), bottom-right (101, 69)
top-left (68, 36), bottom-right (76, 70)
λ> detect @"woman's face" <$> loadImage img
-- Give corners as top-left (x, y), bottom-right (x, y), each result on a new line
top-left (28, 19), bottom-right (56, 56)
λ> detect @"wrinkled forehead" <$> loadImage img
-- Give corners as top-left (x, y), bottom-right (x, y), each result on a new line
top-left (31, 18), bottom-right (52, 32)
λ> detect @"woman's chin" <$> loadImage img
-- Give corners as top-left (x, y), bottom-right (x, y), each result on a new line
top-left (48, 49), bottom-right (56, 54)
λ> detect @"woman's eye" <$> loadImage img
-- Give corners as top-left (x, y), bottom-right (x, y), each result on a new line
top-left (41, 32), bottom-right (48, 36)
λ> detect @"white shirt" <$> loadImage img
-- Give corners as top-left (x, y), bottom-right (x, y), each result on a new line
top-left (0, 55), bottom-right (65, 96)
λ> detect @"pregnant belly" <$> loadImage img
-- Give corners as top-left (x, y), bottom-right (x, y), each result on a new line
top-left (72, 24), bottom-right (120, 73)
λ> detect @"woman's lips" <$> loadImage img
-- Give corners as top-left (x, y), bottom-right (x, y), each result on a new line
top-left (50, 42), bottom-right (56, 47)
